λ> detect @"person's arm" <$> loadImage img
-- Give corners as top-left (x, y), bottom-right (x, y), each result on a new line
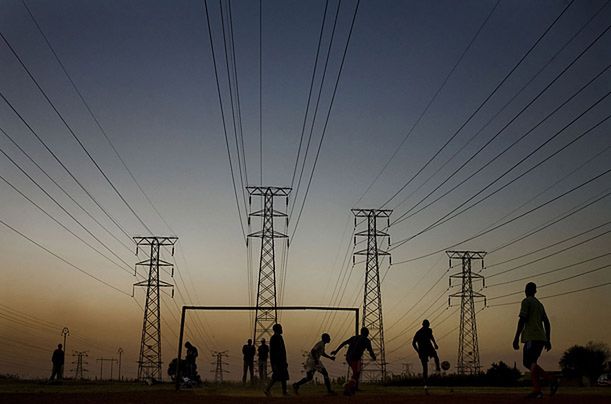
top-left (330, 338), bottom-right (350, 356)
top-left (366, 340), bottom-right (376, 361)
top-left (412, 334), bottom-right (419, 354)
top-left (431, 334), bottom-right (439, 350)
top-left (543, 313), bottom-right (551, 351)
top-left (321, 347), bottom-right (335, 361)
top-left (513, 317), bottom-right (525, 350)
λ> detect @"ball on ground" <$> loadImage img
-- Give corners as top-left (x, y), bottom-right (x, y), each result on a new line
top-left (441, 360), bottom-right (451, 371)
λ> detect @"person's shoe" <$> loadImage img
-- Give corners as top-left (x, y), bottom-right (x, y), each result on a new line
top-left (263, 389), bottom-right (271, 397)
top-left (550, 378), bottom-right (559, 396)
top-left (526, 391), bottom-right (543, 399)
top-left (292, 383), bottom-right (299, 395)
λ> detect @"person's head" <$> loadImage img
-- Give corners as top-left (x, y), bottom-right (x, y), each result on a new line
top-left (525, 282), bottom-right (537, 297)
top-left (261, 338), bottom-right (266, 345)
top-left (321, 333), bottom-right (331, 343)
top-left (247, 339), bottom-right (252, 345)
top-left (360, 327), bottom-right (369, 337)
top-left (422, 319), bottom-right (430, 328)
top-left (58, 344), bottom-right (62, 350)
top-left (185, 341), bottom-right (192, 349)
top-left (272, 323), bottom-right (283, 335)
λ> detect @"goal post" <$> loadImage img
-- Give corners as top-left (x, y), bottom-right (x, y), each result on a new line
top-left (175, 305), bottom-right (360, 390)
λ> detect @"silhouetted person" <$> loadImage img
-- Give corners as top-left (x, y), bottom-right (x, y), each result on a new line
top-left (257, 338), bottom-right (269, 382)
top-left (185, 341), bottom-right (198, 379)
top-left (331, 327), bottom-right (375, 396)
top-left (412, 319), bottom-right (440, 390)
top-left (242, 338), bottom-right (256, 384)
top-left (264, 324), bottom-right (289, 396)
top-left (513, 282), bottom-right (558, 398)
top-left (293, 333), bottom-right (336, 395)
top-left (49, 344), bottom-right (64, 382)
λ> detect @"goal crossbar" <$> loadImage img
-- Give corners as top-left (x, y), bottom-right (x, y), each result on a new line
top-left (175, 305), bottom-right (359, 390)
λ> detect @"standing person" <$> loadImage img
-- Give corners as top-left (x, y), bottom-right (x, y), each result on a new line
top-left (257, 338), bottom-right (269, 382)
top-left (513, 282), bottom-right (559, 398)
top-left (293, 333), bottom-right (336, 395)
top-left (49, 344), bottom-right (64, 382)
top-left (331, 327), bottom-right (376, 396)
top-left (242, 338), bottom-right (256, 384)
top-left (264, 324), bottom-right (289, 396)
top-left (412, 319), bottom-right (441, 391)
top-left (184, 341), bottom-right (198, 380)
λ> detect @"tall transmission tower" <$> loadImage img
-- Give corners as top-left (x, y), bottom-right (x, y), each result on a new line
top-left (247, 186), bottom-right (291, 343)
top-left (352, 208), bottom-right (392, 381)
top-left (133, 236), bottom-right (178, 381)
top-left (211, 351), bottom-right (229, 383)
top-left (447, 250), bottom-right (486, 375)
top-left (72, 351), bottom-right (88, 380)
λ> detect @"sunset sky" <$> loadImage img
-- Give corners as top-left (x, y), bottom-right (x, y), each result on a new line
top-left (1, 0), bottom-right (610, 380)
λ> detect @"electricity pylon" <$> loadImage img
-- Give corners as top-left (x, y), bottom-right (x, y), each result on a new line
top-left (133, 236), bottom-right (178, 381)
top-left (447, 250), bottom-right (486, 375)
top-left (72, 351), bottom-right (88, 380)
top-left (352, 208), bottom-right (392, 381)
top-left (211, 351), bottom-right (229, 383)
top-left (247, 186), bottom-right (291, 343)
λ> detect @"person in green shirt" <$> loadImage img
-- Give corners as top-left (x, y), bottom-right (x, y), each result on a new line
top-left (512, 282), bottom-right (558, 398)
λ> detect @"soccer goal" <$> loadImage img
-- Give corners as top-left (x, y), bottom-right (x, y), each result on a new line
top-left (175, 305), bottom-right (360, 390)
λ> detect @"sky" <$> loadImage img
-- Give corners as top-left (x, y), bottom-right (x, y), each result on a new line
top-left (0, 0), bottom-right (610, 381)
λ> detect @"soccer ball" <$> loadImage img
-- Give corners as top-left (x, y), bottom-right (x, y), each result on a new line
top-left (441, 361), bottom-right (451, 371)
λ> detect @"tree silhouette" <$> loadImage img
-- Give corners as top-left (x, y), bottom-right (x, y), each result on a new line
top-left (559, 342), bottom-right (609, 385)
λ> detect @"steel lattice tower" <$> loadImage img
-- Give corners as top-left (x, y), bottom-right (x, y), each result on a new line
top-left (72, 351), bottom-right (88, 380)
top-left (352, 208), bottom-right (392, 381)
top-left (133, 236), bottom-right (177, 381)
top-left (447, 250), bottom-right (486, 375)
top-left (247, 186), bottom-right (291, 343)
top-left (211, 351), bottom-right (229, 383)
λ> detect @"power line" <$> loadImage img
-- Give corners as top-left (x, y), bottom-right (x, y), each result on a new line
top-left (487, 282), bottom-right (611, 307)
top-left (0, 90), bottom-right (132, 241)
top-left (202, 0), bottom-right (247, 242)
top-left (487, 187), bottom-right (611, 256)
top-left (390, 94), bottom-right (611, 248)
top-left (392, 174), bottom-right (611, 265)
top-left (290, 0), bottom-right (361, 241)
top-left (0, 167), bottom-right (132, 275)
top-left (226, 0), bottom-right (249, 187)
top-left (21, 0), bottom-right (175, 236)
top-left (219, 0), bottom-right (249, 218)
top-left (0, 127), bottom-right (133, 253)
top-left (290, 0), bottom-right (330, 190)
top-left (355, 0), bottom-right (501, 206)
top-left (289, 0), bottom-right (343, 225)
top-left (487, 233), bottom-right (611, 280)
top-left (389, 83), bottom-right (611, 249)
top-left (0, 31), bottom-right (154, 234)
top-left (259, 0), bottom-right (263, 185)
top-left (488, 256), bottom-right (611, 288)
top-left (0, 218), bottom-right (131, 296)
top-left (379, 0), bottom-right (576, 208)
top-left (489, 264), bottom-right (611, 301)
top-left (488, 220), bottom-right (611, 268)
top-left (391, 20), bottom-right (611, 224)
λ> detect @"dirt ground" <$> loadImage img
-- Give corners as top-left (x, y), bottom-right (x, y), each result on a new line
top-left (1, 382), bottom-right (610, 403)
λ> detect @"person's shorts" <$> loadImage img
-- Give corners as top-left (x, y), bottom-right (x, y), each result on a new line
top-left (523, 340), bottom-right (545, 368)
top-left (419, 347), bottom-right (438, 361)
top-left (304, 359), bottom-right (326, 373)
